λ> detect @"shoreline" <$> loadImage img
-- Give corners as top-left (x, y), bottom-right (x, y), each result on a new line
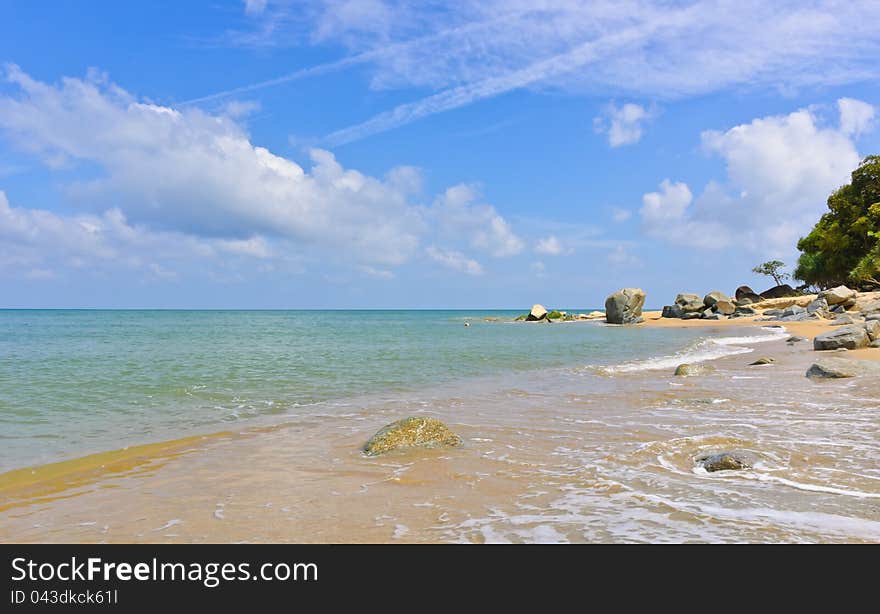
top-left (2, 316), bottom-right (878, 543)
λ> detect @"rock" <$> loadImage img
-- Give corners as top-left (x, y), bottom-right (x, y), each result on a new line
top-left (703, 313), bottom-right (726, 320)
top-left (605, 288), bottom-right (646, 325)
top-left (735, 285), bottom-right (762, 303)
top-left (675, 293), bottom-right (705, 313)
top-left (661, 304), bottom-right (684, 318)
top-left (781, 305), bottom-right (806, 318)
top-left (734, 306), bottom-right (757, 316)
top-left (806, 358), bottom-right (880, 379)
top-left (363, 417), bottom-right (462, 456)
top-left (681, 312), bottom-right (702, 320)
top-left (703, 291), bottom-right (731, 307)
top-left (872, 339), bottom-right (880, 348)
top-left (806, 298), bottom-right (829, 318)
top-left (819, 285), bottom-right (857, 305)
top-left (514, 314), bottom-right (526, 321)
top-left (864, 319), bottom-right (880, 341)
top-left (674, 363), bottom-right (709, 377)
top-left (749, 357), bottom-right (775, 365)
top-left (813, 325), bottom-right (870, 350)
top-left (714, 299), bottom-right (736, 315)
top-left (759, 284), bottom-right (798, 299)
top-left (734, 297), bottom-right (754, 307)
top-left (696, 452), bottom-right (750, 472)
top-left (860, 300), bottom-right (880, 315)
top-left (763, 309), bottom-right (784, 317)
top-left (701, 307), bottom-right (715, 319)
top-left (831, 314), bottom-right (857, 326)
top-left (786, 335), bottom-right (808, 344)
top-left (526, 304), bottom-right (548, 321)
top-left (842, 298), bottom-right (857, 309)
top-left (866, 313), bottom-right (880, 322)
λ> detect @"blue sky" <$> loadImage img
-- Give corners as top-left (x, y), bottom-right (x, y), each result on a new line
top-left (1, 0), bottom-right (879, 308)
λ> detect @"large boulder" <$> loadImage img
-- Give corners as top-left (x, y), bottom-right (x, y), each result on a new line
top-left (819, 285), bottom-right (857, 306)
top-left (605, 288), bottom-right (646, 324)
top-left (759, 284), bottom-right (798, 299)
top-left (703, 291), bottom-right (731, 307)
top-left (713, 299), bottom-right (736, 316)
top-left (735, 285), bottom-right (762, 302)
top-left (363, 417), bottom-right (462, 456)
top-left (526, 304), bottom-right (548, 321)
top-left (661, 304), bottom-right (684, 318)
top-left (864, 319), bottom-right (880, 341)
top-left (806, 358), bottom-right (880, 379)
top-left (806, 297), bottom-right (829, 317)
top-left (675, 293), bottom-right (704, 313)
top-left (813, 325), bottom-right (870, 350)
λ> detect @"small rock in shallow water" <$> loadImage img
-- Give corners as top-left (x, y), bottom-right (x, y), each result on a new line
top-left (363, 417), bottom-right (462, 456)
top-left (696, 452), bottom-right (750, 472)
top-left (674, 363), bottom-right (709, 376)
top-left (806, 357), bottom-right (880, 379)
top-left (786, 335), bottom-right (808, 343)
top-left (749, 357), bottom-right (775, 365)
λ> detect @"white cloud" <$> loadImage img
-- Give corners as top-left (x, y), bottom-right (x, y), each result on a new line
top-left (243, 0), bottom-right (268, 16)
top-left (0, 65), bottom-right (428, 266)
top-left (838, 98), bottom-right (875, 137)
top-left (610, 207), bottom-right (632, 223)
top-left (534, 235), bottom-right (563, 255)
top-left (640, 180), bottom-right (693, 223)
top-left (640, 101), bottom-right (867, 254)
top-left (432, 184), bottom-right (523, 257)
top-left (426, 246), bottom-right (483, 275)
top-left (217, 0), bottom-right (880, 144)
top-left (594, 102), bottom-right (652, 147)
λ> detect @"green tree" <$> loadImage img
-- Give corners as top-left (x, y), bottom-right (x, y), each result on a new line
top-left (795, 155), bottom-right (880, 288)
top-left (752, 260), bottom-right (789, 286)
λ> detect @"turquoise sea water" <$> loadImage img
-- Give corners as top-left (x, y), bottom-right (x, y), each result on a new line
top-left (0, 310), bottom-right (715, 472)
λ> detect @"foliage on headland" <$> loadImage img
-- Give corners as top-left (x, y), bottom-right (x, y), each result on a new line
top-left (796, 155), bottom-right (880, 288)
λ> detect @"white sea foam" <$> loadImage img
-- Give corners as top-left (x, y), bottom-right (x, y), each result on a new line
top-left (597, 328), bottom-right (788, 374)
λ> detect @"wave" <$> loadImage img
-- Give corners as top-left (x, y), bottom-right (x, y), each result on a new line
top-left (596, 327), bottom-right (788, 374)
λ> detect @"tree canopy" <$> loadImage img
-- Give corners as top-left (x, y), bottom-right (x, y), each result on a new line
top-left (795, 155), bottom-right (880, 288)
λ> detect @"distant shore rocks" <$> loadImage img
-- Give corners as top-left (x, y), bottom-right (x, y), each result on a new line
top-left (813, 325), bottom-right (870, 350)
top-left (605, 288), bottom-right (646, 325)
top-left (526, 304), bottom-right (548, 321)
top-left (662, 290), bottom-right (740, 321)
top-left (695, 452), bottom-right (751, 472)
top-left (735, 285), bottom-right (762, 303)
top-left (759, 284), bottom-right (799, 299)
top-left (806, 357), bottom-right (880, 379)
top-left (363, 417), bottom-right (462, 456)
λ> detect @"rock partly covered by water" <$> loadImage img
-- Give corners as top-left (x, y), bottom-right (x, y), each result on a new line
top-left (363, 417), bottom-right (462, 456)
top-left (813, 325), bottom-right (870, 350)
top-left (605, 288), bottom-right (646, 324)
top-left (696, 452), bottom-right (750, 472)
top-left (749, 357), bottom-right (775, 365)
top-left (674, 363), bottom-right (710, 376)
top-left (806, 357), bottom-right (880, 379)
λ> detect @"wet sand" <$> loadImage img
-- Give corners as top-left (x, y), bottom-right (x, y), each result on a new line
top-left (2, 322), bottom-right (878, 544)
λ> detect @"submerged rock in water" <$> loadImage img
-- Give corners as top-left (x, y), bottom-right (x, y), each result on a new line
top-left (806, 357), bottom-right (880, 379)
top-left (696, 452), bottom-right (750, 472)
top-left (786, 335), bottom-right (808, 344)
top-left (674, 363), bottom-right (710, 376)
top-left (749, 357), bottom-right (775, 365)
top-left (363, 417), bottom-right (462, 456)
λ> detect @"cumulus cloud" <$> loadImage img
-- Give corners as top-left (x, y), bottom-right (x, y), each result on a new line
top-left (431, 184), bottom-right (523, 257)
top-left (838, 98), bottom-right (875, 137)
top-left (640, 100), bottom-right (869, 254)
top-left (594, 103), bottom-right (652, 147)
top-left (534, 235), bottom-right (563, 255)
top-left (426, 246), bottom-right (483, 275)
top-left (0, 65), bottom-right (522, 278)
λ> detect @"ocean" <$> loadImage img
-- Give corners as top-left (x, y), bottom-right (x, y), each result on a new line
top-left (1, 310), bottom-right (878, 543)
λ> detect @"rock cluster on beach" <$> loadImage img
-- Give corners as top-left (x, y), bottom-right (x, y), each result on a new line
top-left (661, 290), bottom-right (742, 321)
top-left (362, 417), bottom-right (462, 456)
